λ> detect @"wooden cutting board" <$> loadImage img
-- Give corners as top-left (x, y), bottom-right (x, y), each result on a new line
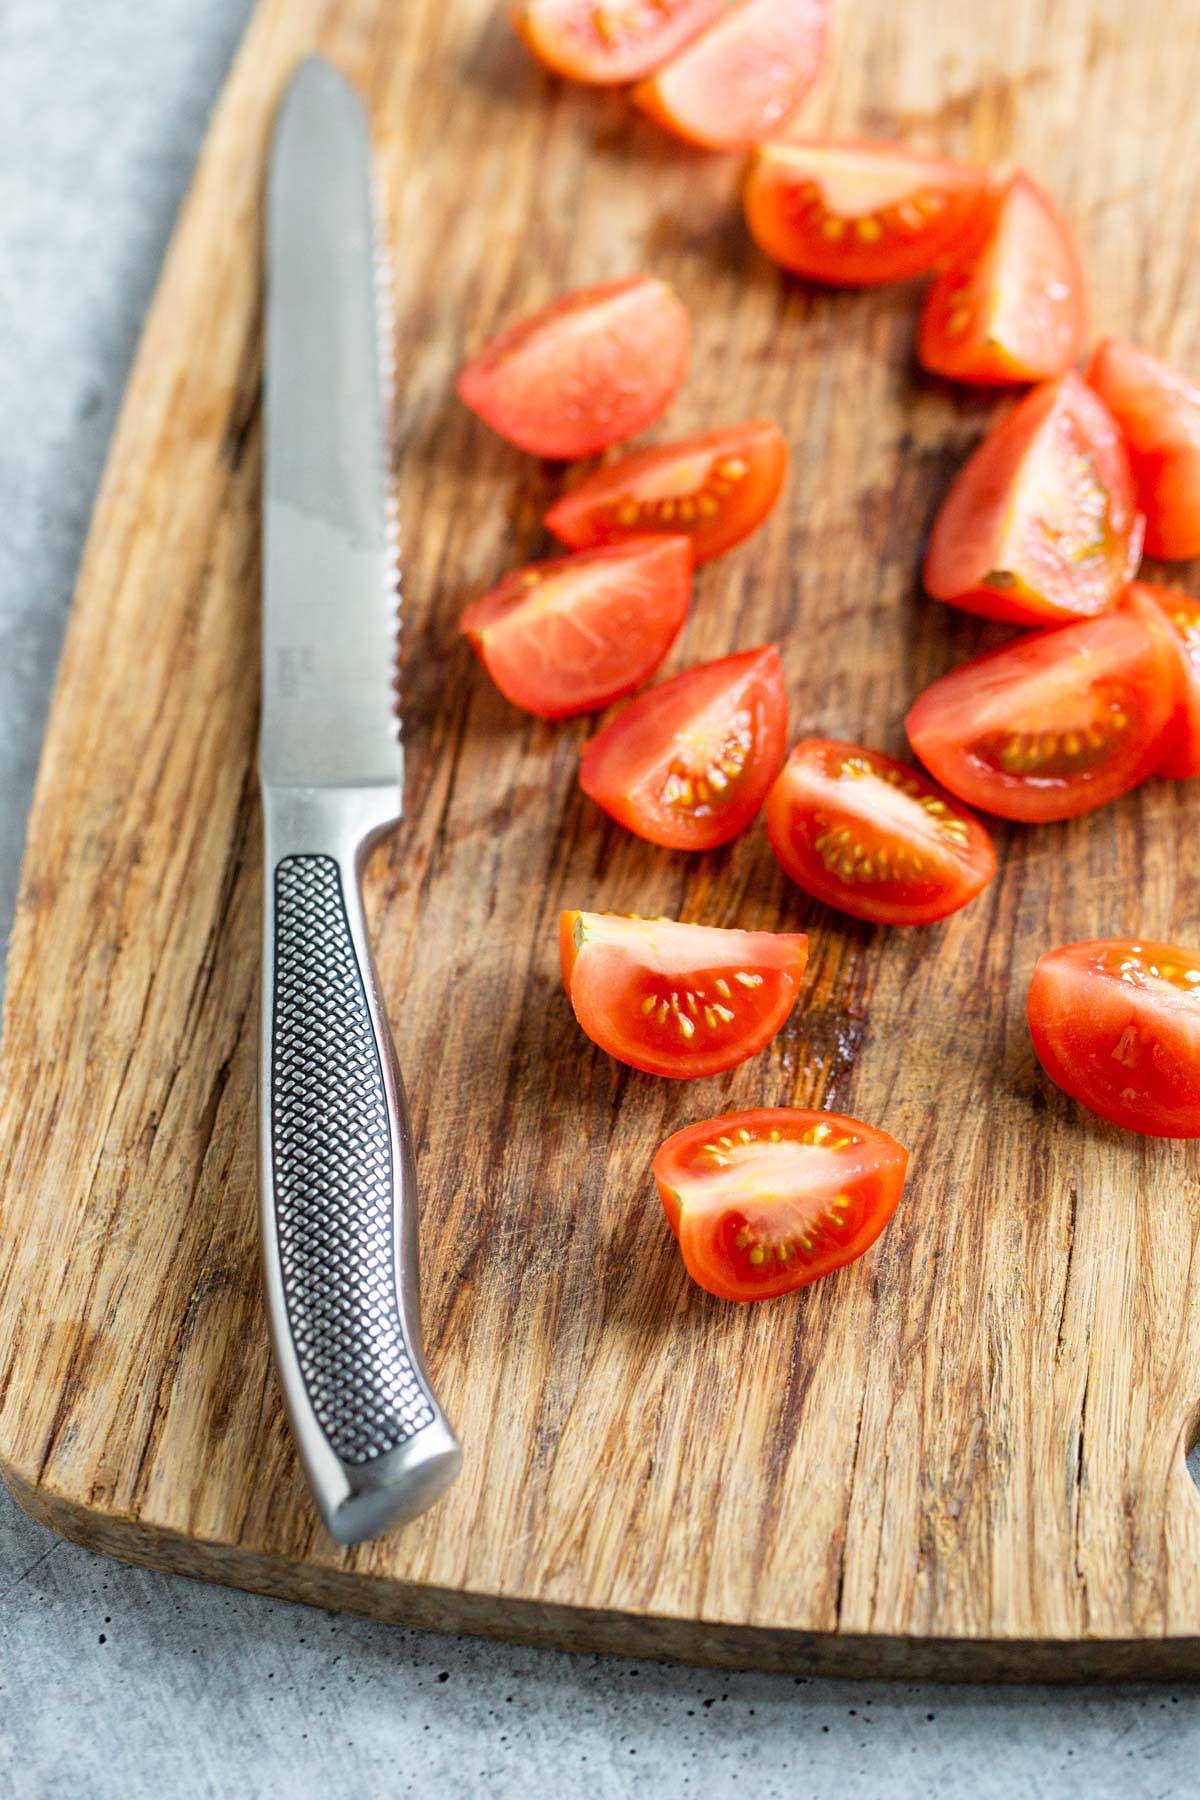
top-left (4, 0), bottom-right (1200, 1679)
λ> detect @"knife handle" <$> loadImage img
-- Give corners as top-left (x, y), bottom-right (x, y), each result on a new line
top-left (259, 788), bottom-right (460, 1544)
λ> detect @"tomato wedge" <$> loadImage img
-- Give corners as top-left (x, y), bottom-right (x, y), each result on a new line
top-left (633, 0), bottom-right (828, 151)
top-left (918, 174), bottom-right (1087, 385)
top-left (765, 739), bottom-right (996, 924)
top-left (510, 0), bottom-right (726, 85)
top-left (1086, 337), bottom-right (1200, 560)
top-left (579, 645), bottom-right (787, 848)
top-left (743, 138), bottom-right (987, 287)
top-left (546, 422), bottom-right (787, 565)
top-left (924, 373), bottom-right (1143, 626)
top-left (457, 276), bottom-right (690, 459)
top-left (905, 603), bottom-right (1181, 822)
top-left (1028, 940), bottom-right (1200, 1138)
top-left (654, 1108), bottom-right (909, 1300)
top-left (1129, 582), bottom-right (1200, 778)
top-left (462, 536), bottom-right (691, 719)
top-left (560, 913), bottom-right (808, 1078)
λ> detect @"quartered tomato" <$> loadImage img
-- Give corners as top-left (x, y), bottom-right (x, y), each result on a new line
top-left (743, 138), bottom-right (987, 287)
top-left (560, 913), bottom-right (808, 1078)
top-left (1086, 337), bottom-right (1200, 560)
top-left (579, 645), bottom-right (788, 849)
top-left (924, 373), bottom-right (1143, 626)
top-left (509, 0), bottom-right (726, 83)
top-left (918, 174), bottom-right (1087, 385)
top-left (905, 603), bottom-right (1181, 822)
top-left (765, 739), bottom-right (996, 925)
top-left (457, 276), bottom-right (690, 459)
top-left (633, 0), bottom-right (828, 151)
top-left (1129, 583), bottom-right (1200, 778)
top-left (1028, 940), bottom-right (1200, 1137)
top-left (546, 421), bottom-right (787, 565)
top-left (462, 536), bottom-right (691, 719)
top-left (654, 1108), bottom-right (909, 1300)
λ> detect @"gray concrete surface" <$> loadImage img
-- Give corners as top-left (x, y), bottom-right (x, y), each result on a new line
top-left (0, 3), bottom-right (1198, 1795)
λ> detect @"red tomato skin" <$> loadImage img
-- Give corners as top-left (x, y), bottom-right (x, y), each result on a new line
top-left (462, 536), bottom-right (692, 720)
top-left (653, 1107), bottom-right (909, 1301)
top-left (510, 0), bottom-right (727, 85)
top-left (1086, 338), bottom-right (1200, 560)
top-left (905, 606), bottom-right (1182, 822)
top-left (457, 277), bottom-right (690, 459)
top-left (545, 421), bottom-right (788, 565)
top-left (918, 174), bottom-right (1087, 385)
top-left (923, 374), bottom-right (1143, 626)
top-left (560, 914), bottom-right (808, 1079)
top-left (1129, 583), bottom-right (1200, 779)
top-left (1028, 940), bottom-right (1200, 1138)
top-left (744, 138), bottom-right (988, 287)
top-left (765, 739), bottom-right (997, 925)
top-left (579, 646), bottom-right (788, 850)
top-left (632, 0), bottom-right (828, 151)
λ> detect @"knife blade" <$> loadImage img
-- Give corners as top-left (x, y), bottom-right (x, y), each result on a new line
top-left (259, 55), bottom-right (460, 1544)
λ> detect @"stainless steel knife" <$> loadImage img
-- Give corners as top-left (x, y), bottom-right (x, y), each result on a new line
top-left (259, 56), bottom-right (460, 1544)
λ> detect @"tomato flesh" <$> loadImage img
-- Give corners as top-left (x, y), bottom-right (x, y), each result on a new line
top-left (1086, 337), bottom-right (1200, 560)
top-left (510, 0), bottom-right (727, 84)
top-left (1129, 583), bottom-right (1200, 779)
top-left (633, 0), bottom-right (828, 151)
top-left (924, 373), bottom-right (1143, 626)
top-left (744, 138), bottom-right (987, 287)
top-left (765, 739), bottom-right (996, 925)
top-left (561, 914), bottom-right (808, 1079)
top-left (579, 646), bottom-right (788, 849)
top-left (918, 174), bottom-right (1087, 385)
top-left (545, 421), bottom-right (787, 565)
top-left (1028, 940), bottom-right (1200, 1138)
top-left (654, 1108), bottom-right (909, 1300)
top-left (457, 276), bottom-right (690, 459)
top-left (462, 536), bottom-right (692, 719)
top-left (905, 603), bottom-right (1182, 822)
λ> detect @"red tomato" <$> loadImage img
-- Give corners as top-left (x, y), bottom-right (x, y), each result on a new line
top-left (765, 739), bottom-right (997, 925)
top-left (1028, 940), bottom-right (1200, 1138)
top-left (918, 174), bottom-right (1087, 385)
top-left (924, 373), bottom-right (1143, 626)
top-left (1129, 582), bottom-right (1200, 778)
top-left (560, 913), bottom-right (808, 1078)
top-left (905, 604), bottom-right (1181, 822)
top-left (545, 421), bottom-right (787, 565)
top-left (633, 0), bottom-right (828, 151)
top-left (743, 138), bottom-right (987, 287)
top-left (1086, 337), bottom-right (1200, 560)
top-left (654, 1108), bottom-right (909, 1300)
top-left (510, 0), bottom-right (726, 84)
top-left (462, 536), bottom-right (692, 719)
top-left (457, 277), bottom-right (690, 459)
top-left (579, 645), bottom-right (788, 849)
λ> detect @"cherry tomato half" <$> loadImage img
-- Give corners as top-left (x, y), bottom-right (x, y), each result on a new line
top-left (905, 603), bottom-right (1182, 822)
top-left (510, 0), bottom-right (726, 84)
top-left (654, 1107), bottom-right (909, 1300)
top-left (457, 276), bottom-right (690, 459)
top-left (744, 137), bottom-right (987, 287)
top-left (579, 646), bottom-right (788, 849)
top-left (1086, 337), bottom-right (1200, 561)
top-left (1130, 582), bottom-right (1200, 778)
top-left (1028, 940), bottom-right (1200, 1138)
top-left (545, 421), bottom-right (787, 565)
top-left (560, 913), bottom-right (808, 1078)
top-left (765, 739), bottom-right (996, 924)
top-left (462, 536), bottom-right (692, 719)
top-left (633, 0), bottom-right (828, 151)
top-left (918, 174), bottom-right (1087, 385)
top-left (924, 373), bottom-right (1143, 626)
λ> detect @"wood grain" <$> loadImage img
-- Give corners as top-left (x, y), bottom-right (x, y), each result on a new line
top-left (3, 0), bottom-right (1200, 1677)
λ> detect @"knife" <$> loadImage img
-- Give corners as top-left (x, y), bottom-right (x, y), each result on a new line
top-left (259, 56), bottom-right (460, 1544)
